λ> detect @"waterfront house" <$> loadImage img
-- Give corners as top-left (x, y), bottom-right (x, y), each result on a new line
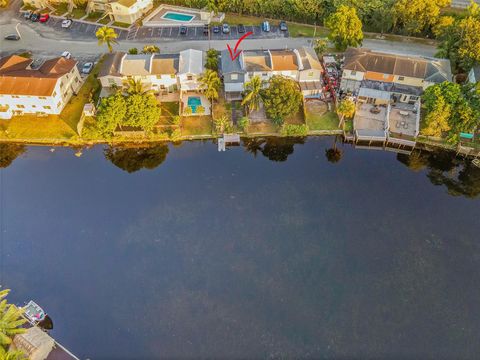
top-left (220, 47), bottom-right (323, 101)
top-left (0, 55), bottom-right (82, 119)
top-left (339, 48), bottom-right (452, 153)
top-left (468, 65), bottom-right (480, 84)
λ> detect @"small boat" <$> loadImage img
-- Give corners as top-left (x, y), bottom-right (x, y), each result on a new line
top-left (23, 300), bottom-right (46, 324)
top-left (472, 158), bottom-right (480, 168)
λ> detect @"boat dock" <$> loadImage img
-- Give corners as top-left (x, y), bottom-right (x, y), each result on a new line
top-left (218, 134), bottom-right (241, 151)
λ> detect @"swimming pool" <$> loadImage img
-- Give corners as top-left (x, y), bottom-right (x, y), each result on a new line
top-left (187, 96), bottom-right (202, 113)
top-left (161, 11), bottom-right (195, 22)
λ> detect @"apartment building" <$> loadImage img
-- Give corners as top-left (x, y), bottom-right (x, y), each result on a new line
top-left (0, 55), bottom-right (82, 119)
top-left (87, 0), bottom-right (153, 24)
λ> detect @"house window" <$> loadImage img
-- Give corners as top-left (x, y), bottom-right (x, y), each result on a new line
top-left (187, 75), bottom-right (193, 80)
top-left (262, 72), bottom-right (268, 77)
top-left (308, 71), bottom-right (314, 77)
top-left (160, 85), bottom-right (165, 89)
top-left (410, 95), bottom-right (418, 101)
top-left (57, 101), bottom-right (62, 108)
top-left (170, 74), bottom-right (175, 79)
top-left (32, 105), bottom-right (36, 108)
top-left (75, 77), bottom-right (79, 83)
top-left (52, 91), bottom-right (57, 97)
top-left (398, 76), bottom-right (405, 81)
top-left (351, 71), bottom-right (357, 76)
top-left (231, 73), bottom-right (238, 80)
top-left (43, 106), bottom-right (51, 109)
top-left (156, 75), bottom-right (162, 79)
top-left (16, 105), bottom-right (25, 109)
top-left (60, 81), bottom-right (64, 87)
top-left (39, 96), bottom-right (47, 99)
top-left (12, 95), bottom-right (20, 98)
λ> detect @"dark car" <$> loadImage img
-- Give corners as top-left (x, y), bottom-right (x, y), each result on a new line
top-left (212, 25), bottom-right (220, 33)
top-left (279, 21), bottom-right (288, 31)
top-left (30, 13), bottom-right (40, 22)
top-left (4, 34), bottom-right (20, 41)
top-left (238, 24), bottom-right (245, 33)
top-left (203, 24), bottom-right (209, 35)
top-left (180, 25), bottom-right (187, 35)
top-left (23, 11), bottom-right (33, 19)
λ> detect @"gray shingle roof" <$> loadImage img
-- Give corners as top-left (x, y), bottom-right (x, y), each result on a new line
top-left (98, 52), bottom-right (126, 77)
top-left (220, 49), bottom-right (243, 74)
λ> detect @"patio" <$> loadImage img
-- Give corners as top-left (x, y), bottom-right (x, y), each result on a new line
top-left (388, 103), bottom-right (419, 138)
top-left (181, 93), bottom-right (211, 116)
top-left (354, 102), bottom-right (388, 132)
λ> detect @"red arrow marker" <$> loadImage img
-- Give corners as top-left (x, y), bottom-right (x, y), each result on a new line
top-left (227, 31), bottom-right (253, 61)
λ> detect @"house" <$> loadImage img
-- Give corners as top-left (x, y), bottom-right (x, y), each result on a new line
top-left (93, 0), bottom-right (153, 25)
top-left (220, 47), bottom-right (323, 101)
top-left (468, 65), bottom-right (480, 84)
top-left (98, 49), bottom-right (209, 114)
top-left (0, 55), bottom-right (82, 119)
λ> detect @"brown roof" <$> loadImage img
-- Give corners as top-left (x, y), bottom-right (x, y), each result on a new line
top-left (270, 50), bottom-right (299, 71)
top-left (151, 54), bottom-right (179, 75)
top-left (98, 52), bottom-right (125, 77)
top-left (343, 48), bottom-right (451, 82)
top-left (0, 55), bottom-right (77, 96)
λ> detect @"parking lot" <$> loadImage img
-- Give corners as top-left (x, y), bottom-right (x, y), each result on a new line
top-left (17, 11), bottom-right (288, 42)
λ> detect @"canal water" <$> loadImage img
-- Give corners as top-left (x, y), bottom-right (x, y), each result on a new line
top-left (1, 137), bottom-right (479, 359)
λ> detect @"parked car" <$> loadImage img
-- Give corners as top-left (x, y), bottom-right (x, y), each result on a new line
top-left (222, 23), bottom-right (230, 34)
top-left (203, 24), bottom-right (209, 35)
top-left (238, 24), bottom-right (245, 33)
top-left (23, 11), bottom-right (33, 19)
top-left (39, 14), bottom-right (49, 23)
top-left (4, 34), bottom-right (20, 41)
top-left (180, 25), bottom-right (187, 35)
top-left (82, 62), bottom-right (94, 74)
top-left (279, 21), bottom-right (288, 31)
top-left (61, 51), bottom-right (72, 59)
top-left (61, 19), bottom-right (73, 28)
top-left (212, 25), bottom-right (220, 33)
top-left (262, 21), bottom-right (270, 32)
top-left (30, 13), bottom-right (40, 22)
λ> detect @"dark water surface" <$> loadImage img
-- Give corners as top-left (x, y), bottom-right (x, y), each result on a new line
top-left (1, 137), bottom-right (480, 359)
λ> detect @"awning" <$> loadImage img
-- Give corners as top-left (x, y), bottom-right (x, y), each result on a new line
top-left (358, 87), bottom-right (391, 101)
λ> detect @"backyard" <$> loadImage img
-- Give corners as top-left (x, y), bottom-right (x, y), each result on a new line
top-left (181, 116), bottom-right (212, 137)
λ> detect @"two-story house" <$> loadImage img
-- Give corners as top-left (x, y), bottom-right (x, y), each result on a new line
top-left (0, 55), bottom-right (82, 119)
top-left (220, 47), bottom-right (323, 101)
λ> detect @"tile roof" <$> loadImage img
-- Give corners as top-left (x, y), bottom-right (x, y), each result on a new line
top-left (269, 50), bottom-right (299, 71)
top-left (151, 54), bottom-right (179, 74)
top-left (344, 48), bottom-right (452, 83)
top-left (243, 50), bottom-right (272, 72)
top-left (0, 55), bottom-right (77, 96)
top-left (120, 54), bottom-right (153, 76)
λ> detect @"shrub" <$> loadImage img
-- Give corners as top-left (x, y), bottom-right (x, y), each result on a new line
top-left (238, 117), bottom-right (249, 132)
top-left (281, 124), bottom-right (309, 136)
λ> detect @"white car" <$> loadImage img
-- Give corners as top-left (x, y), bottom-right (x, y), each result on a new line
top-left (61, 19), bottom-right (72, 28)
top-left (82, 62), bottom-right (94, 74)
top-left (61, 51), bottom-right (72, 59)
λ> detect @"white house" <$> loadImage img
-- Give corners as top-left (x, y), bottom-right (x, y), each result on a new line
top-left (0, 55), bottom-right (82, 119)
top-left (220, 47), bottom-right (323, 101)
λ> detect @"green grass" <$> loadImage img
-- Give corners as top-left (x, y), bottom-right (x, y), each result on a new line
top-left (112, 21), bottom-right (131, 28)
top-left (344, 119), bottom-right (353, 132)
top-left (53, 3), bottom-right (69, 15)
top-left (0, 115), bottom-right (77, 141)
top-left (181, 116), bottom-right (212, 136)
top-left (86, 11), bottom-right (103, 22)
top-left (98, 17), bottom-right (111, 24)
top-left (306, 111), bottom-right (339, 131)
top-left (72, 8), bottom-right (87, 19)
top-left (223, 13), bottom-right (263, 26)
top-left (246, 122), bottom-right (278, 134)
top-left (285, 109), bottom-right (305, 125)
top-left (287, 22), bottom-right (328, 38)
top-left (158, 101), bottom-right (179, 124)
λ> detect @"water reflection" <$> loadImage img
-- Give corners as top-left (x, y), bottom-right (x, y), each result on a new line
top-left (104, 145), bottom-right (169, 173)
top-left (0, 144), bottom-right (26, 168)
top-left (325, 136), bottom-right (343, 163)
top-left (397, 149), bottom-right (480, 198)
top-left (243, 137), bottom-right (305, 162)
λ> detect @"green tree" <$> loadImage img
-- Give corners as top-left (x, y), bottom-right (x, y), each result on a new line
top-left (422, 86), bottom-right (453, 137)
top-left (213, 115), bottom-right (232, 134)
top-left (0, 289), bottom-right (26, 354)
top-left (142, 45), bottom-right (160, 54)
top-left (128, 48), bottom-right (138, 55)
top-left (241, 75), bottom-right (264, 114)
top-left (199, 69), bottom-right (221, 116)
top-left (313, 38), bottom-right (328, 57)
top-left (0, 0), bottom-right (8, 7)
top-left (393, 0), bottom-right (450, 35)
top-left (124, 93), bottom-right (161, 132)
top-left (205, 49), bottom-right (219, 71)
top-left (337, 98), bottom-right (356, 119)
top-left (104, 145), bottom-right (169, 173)
top-left (96, 92), bottom-right (127, 135)
top-left (456, 4), bottom-right (480, 70)
top-left (326, 5), bottom-right (363, 51)
top-left (125, 78), bottom-right (148, 95)
top-left (95, 26), bottom-right (118, 53)
top-left (262, 76), bottom-right (303, 125)
top-left (0, 144), bottom-right (25, 168)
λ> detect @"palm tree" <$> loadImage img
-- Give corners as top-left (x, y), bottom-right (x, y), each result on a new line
top-left (241, 75), bottom-right (264, 114)
top-left (0, 349), bottom-right (26, 360)
top-left (142, 45), bottom-right (160, 54)
top-left (125, 78), bottom-right (151, 95)
top-left (0, 289), bottom-right (26, 352)
top-left (199, 69), bottom-right (221, 117)
top-left (95, 26), bottom-right (118, 53)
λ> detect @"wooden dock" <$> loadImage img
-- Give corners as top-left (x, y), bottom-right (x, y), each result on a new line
top-left (218, 134), bottom-right (241, 151)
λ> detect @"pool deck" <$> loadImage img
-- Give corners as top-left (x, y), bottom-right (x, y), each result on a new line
top-left (143, 5), bottom-right (223, 27)
top-left (181, 93), bottom-right (211, 115)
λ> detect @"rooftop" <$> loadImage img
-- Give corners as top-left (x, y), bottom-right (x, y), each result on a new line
top-left (243, 50), bottom-right (272, 72)
top-left (120, 54), bottom-right (153, 76)
top-left (151, 54), bottom-right (179, 74)
top-left (269, 50), bottom-right (299, 71)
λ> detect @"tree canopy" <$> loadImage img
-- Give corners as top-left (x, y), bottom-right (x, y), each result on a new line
top-left (95, 26), bottom-right (118, 53)
top-left (262, 76), bottom-right (303, 125)
top-left (326, 5), bottom-right (363, 50)
top-left (393, 0), bottom-right (450, 35)
top-left (0, 289), bottom-right (26, 358)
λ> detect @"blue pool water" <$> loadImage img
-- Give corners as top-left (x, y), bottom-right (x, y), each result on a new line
top-left (162, 11), bottom-right (195, 22)
top-left (188, 96), bottom-right (202, 113)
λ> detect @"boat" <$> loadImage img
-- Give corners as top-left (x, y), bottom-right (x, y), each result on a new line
top-left (23, 300), bottom-right (46, 324)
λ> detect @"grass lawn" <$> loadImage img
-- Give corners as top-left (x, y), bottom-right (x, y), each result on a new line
top-left (287, 23), bottom-right (329, 37)
top-left (158, 101), bottom-right (179, 125)
top-left (223, 13), bottom-right (263, 26)
top-left (72, 8), bottom-right (87, 19)
top-left (98, 17), bottom-right (110, 24)
top-left (0, 115), bottom-right (77, 141)
top-left (86, 11), bottom-right (103, 22)
top-left (53, 3), bottom-right (69, 15)
top-left (306, 111), bottom-right (339, 131)
top-left (112, 21), bottom-right (131, 28)
top-left (181, 116), bottom-right (212, 136)
top-left (344, 119), bottom-right (353, 132)
top-left (247, 122), bottom-right (278, 134)
top-left (285, 109), bottom-right (305, 125)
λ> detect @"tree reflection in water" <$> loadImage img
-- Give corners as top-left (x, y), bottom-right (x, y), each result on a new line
top-left (242, 137), bottom-right (305, 162)
top-left (0, 143), bottom-right (26, 168)
top-left (104, 144), bottom-right (169, 173)
top-left (397, 149), bottom-right (480, 198)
